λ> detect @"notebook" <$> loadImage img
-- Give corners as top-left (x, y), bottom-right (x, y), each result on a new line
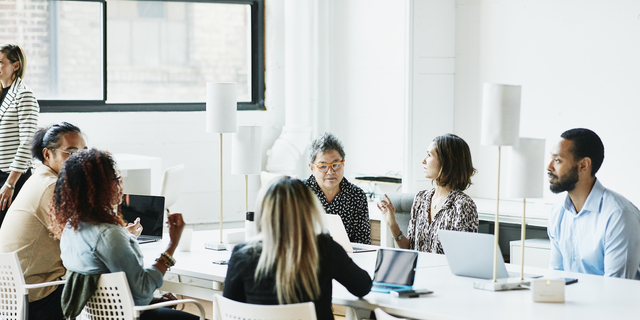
top-left (371, 248), bottom-right (419, 293)
top-left (324, 214), bottom-right (375, 253)
top-left (120, 194), bottom-right (165, 244)
top-left (438, 230), bottom-right (540, 279)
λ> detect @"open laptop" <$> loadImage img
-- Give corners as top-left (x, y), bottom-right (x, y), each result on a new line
top-left (324, 214), bottom-right (375, 253)
top-left (438, 230), bottom-right (540, 279)
top-left (120, 194), bottom-right (165, 244)
top-left (371, 248), bottom-right (419, 293)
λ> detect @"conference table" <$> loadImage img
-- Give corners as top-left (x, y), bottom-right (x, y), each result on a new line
top-left (141, 230), bottom-right (640, 319)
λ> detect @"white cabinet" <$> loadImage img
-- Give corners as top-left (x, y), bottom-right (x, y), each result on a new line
top-left (509, 238), bottom-right (550, 268)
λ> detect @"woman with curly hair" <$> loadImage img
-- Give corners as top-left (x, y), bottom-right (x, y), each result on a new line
top-left (50, 148), bottom-right (198, 320)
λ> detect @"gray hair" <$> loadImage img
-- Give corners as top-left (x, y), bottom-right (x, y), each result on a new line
top-left (308, 132), bottom-right (346, 163)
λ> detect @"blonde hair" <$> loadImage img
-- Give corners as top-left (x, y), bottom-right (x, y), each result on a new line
top-left (250, 177), bottom-right (324, 304)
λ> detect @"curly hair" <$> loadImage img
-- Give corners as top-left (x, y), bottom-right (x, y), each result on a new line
top-left (49, 148), bottom-right (125, 238)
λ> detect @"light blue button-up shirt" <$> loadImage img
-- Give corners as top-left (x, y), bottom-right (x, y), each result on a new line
top-left (548, 179), bottom-right (640, 279)
top-left (60, 221), bottom-right (164, 305)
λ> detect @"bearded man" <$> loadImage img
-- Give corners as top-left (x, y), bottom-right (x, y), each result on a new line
top-left (547, 128), bottom-right (640, 279)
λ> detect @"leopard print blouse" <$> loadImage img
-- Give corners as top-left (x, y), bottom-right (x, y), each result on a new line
top-left (406, 188), bottom-right (478, 253)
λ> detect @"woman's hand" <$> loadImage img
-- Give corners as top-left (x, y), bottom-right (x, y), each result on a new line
top-left (377, 194), bottom-right (397, 228)
top-left (0, 185), bottom-right (14, 211)
top-left (166, 213), bottom-right (185, 254)
top-left (125, 217), bottom-right (143, 238)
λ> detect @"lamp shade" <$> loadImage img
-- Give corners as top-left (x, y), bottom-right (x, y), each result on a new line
top-left (506, 138), bottom-right (545, 199)
top-left (206, 82), bottom-right (237, 133)
top-left (480, 83), bottom-right (521, 146)
top-left (231, 126), bottom-right (262, 175)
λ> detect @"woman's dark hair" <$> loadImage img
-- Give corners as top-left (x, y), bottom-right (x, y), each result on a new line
top-left (560, 128), bottom-right (604, 176)
top-left (433, 134), bottom-right (476, 190)
top-left (49, 148), bottom-right (124, 238)
top-left (31, 122), bottom-right (82, 162)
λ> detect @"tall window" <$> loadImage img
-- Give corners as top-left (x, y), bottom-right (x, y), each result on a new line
top-left (0, 0), bottom-right (264, 111)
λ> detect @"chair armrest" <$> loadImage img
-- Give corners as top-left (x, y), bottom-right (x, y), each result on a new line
top-left (134, 298), bottom-right (205, 320)
top-left (23, 279), bottom-right (66, 290)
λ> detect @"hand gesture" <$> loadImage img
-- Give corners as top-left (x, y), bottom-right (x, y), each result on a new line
top-left (125, 217), bottom-right (143, 238)
top-left (166, 213), bottom-right (185, 248)
top-left (377, 194), bottom-right (397, 228)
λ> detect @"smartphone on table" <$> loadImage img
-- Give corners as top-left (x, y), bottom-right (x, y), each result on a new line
top-left (390, 288), bottom-right (433, 298)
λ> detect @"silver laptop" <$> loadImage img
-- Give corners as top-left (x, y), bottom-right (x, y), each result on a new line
top-left (371, 248), bottom-right (419, 293)
top-left (120, 194), bottom-right (165, 244)
top-left (438, 230), bottom-right (540, 279)
top-left (324, 214), bottom-right (375, 253)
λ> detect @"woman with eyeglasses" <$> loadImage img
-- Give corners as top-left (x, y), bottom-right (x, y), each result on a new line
top-left (0, 44), bottom-right (39, 226)
top-left (305, 132), bottom-right (371, 244)
top-left (379, 134), bottom-right (478, 253)
top-left (223, 177), bottom-right (372, 320)
top-left (51, 149), bottom-right (198, 320)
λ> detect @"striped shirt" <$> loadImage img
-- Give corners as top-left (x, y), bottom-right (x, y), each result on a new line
top-left (0, 77), bottom-right (39, 173)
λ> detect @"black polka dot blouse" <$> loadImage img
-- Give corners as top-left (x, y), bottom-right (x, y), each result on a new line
top-left (305, 175), bottom-right (372, 245)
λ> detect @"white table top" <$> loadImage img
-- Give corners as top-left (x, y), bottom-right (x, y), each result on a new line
top-left (140, 230), bottom-right (236, 283)
top-left (142, 230), bottom-right (640, 320)
top-left (333, 251), bottom-right (640, 320)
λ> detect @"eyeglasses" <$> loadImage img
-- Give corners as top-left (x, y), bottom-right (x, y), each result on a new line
top-left (55, 149), bottom-right (78, 156)
top-left (311, 160), bottom-right (344, 173)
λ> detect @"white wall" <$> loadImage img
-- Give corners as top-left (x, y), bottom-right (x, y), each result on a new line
top-left (39, 0), bottom-right (287, 225)
top-left (456, 0), bottom-right (640, 211)
top-left (325, 0), bottom-right (406, 183)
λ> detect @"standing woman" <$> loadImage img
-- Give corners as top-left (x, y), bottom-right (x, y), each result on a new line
top-left (0, 44), bottom-right (39, 226)
top-left (223, 177), bottom-right (372, 320)
top-left (379, 134), bottom-right (478, 253)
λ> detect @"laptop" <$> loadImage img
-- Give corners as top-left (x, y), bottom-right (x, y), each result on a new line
top-left (371, 248), bottom-right (419, 293)
top-left (324, 214), bottom-right (375, 253)
top-left (438, 230), bottom-right (540, 279)
top-left (120, 194), bottom-right (165, 244)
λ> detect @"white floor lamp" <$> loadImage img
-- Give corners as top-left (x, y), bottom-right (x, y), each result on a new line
top-left (205, 82), bottom-right (237, 250)
top-left (476, 83), bottom-right (521, 291)
top-left (506, 138), bottom-right (545, 280)
top-left (231, 126), bottom-right (262, 240)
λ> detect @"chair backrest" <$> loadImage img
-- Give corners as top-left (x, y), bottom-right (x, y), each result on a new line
top-left (386, 192), bottom-right (417, 235)
top-left (374, 308), bottom-right (407, 320)
top-left (214, 295), bottom-right (317, 320)
top-left (160, 164), bottom-right (185, 210)
top-left (0, 252), bottom-right (26, 320)
top-left (80, 272), bottom-right (135, 320)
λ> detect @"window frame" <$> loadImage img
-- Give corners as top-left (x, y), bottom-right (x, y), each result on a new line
top-left (40, 0), bottom-right (265, 113)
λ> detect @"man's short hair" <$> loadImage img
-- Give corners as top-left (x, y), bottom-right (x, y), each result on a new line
top-left (560, 128), bottom-right (604, 176)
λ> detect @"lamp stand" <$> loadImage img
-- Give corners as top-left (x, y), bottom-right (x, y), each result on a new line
top-left (474, 146), bottom-right (527, 291)
top-left (205, 133), bottom-right (227, 251)
top-left (520, 198), bottom-right (526, 280)
top-left (245, 174), bottom-right (249, 212)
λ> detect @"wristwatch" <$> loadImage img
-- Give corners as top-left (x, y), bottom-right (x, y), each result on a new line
top-left (4, 183), bottom-right (15, 190)
top-left (393, 231), bottom-right (404, 241)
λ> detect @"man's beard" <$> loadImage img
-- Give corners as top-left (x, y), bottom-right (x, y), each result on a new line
top-left (549, 165), bottom-right (579, 193)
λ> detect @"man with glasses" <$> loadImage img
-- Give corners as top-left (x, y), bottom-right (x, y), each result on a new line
top-left (0, 122), bottom-right (92, 319)
top-left (305, 132), bottom-right (371, 244)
